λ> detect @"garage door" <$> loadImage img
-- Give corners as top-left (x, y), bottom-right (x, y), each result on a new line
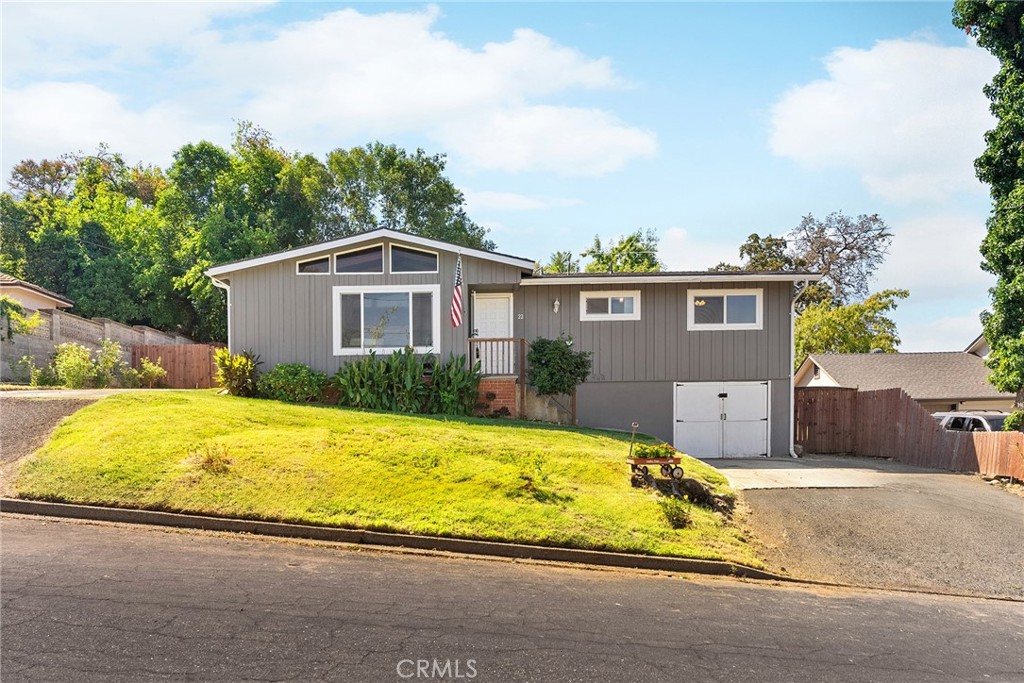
top-left (673, 381), bottom-right (769, 458)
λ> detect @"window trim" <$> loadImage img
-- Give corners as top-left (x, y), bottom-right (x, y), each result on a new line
top-left (334, 243), bottom-right (385, 275)
top-left (389, 243), bottom-right (439, 274)
top-left (687, 288), bottom-right (763, 331)
top-left (578, 290), bottom-right (642, 322)
top-left (295, 255), bottom-right (331, 275)
top-left (332, 284), bottom-right (440, 356)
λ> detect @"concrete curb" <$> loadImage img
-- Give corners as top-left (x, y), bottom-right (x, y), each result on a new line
top-left (1, 497), bottom-right (787, 582)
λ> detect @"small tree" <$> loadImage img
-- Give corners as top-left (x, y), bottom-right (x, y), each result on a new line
top-left (795, 289), bottom-right (909, 364)
top-left (0, 295), bottom-right (41, 341)
top-left (527, 335), bottom-right (593, 396)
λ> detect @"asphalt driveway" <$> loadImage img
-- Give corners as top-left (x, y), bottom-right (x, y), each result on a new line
top-left (716, 456), bottom-right (1024, 599)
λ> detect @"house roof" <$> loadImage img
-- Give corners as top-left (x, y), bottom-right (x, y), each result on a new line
top-left (964, 333), bottom-right (988, 356)
top-left (205, 228), bottom-right (536, 277)
top-left (803, 352), bottom-right (1013, 401)
top-left (0, 272), bottom-right (74, 307)
top-left (521, 270), bottom-right (822, 286)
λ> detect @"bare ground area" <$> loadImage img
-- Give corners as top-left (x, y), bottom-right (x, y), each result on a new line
top-left (0, 396), bottom-right (95, 495)
top-left (724, 457), bottom-right (1024, 600)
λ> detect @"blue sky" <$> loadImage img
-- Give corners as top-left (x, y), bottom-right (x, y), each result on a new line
top-left (1, 2), bottom-right (999, 351)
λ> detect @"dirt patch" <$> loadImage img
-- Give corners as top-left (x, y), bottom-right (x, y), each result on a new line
top-left (1, 397), bottom-right (95, 495)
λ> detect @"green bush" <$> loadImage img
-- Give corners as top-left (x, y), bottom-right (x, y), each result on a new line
top-left (92, 339), bottom-right (126, 388)
top-left (332, 349), bottom-right (479, 416)
top-left (527, 335), bottom-right (592, 396)
top-left (18, 355), bottom-right (59, 386)
top-left (659, 498), bottom-right (692, 529)
top-left (257, 363), bottom-right (329, 403)
top-left (53, 342), bottom-right (95, 389)
top-left (214, 348), bottom-right (262, 397)
top-left (119, 367), bottom-right (143, 388)
top-left (1005, 410), bottom-right (1024, 432)
top-left (633, 443), bottom-right (677, 459)
top-left (428, 354), bottom-right (481, 415)
top-left (137, 357), bottom-right (167, 389)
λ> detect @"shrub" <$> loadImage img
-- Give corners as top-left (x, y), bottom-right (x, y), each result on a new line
top-left (257, 363), bottom-right (328, 403)
top-left (137, 357), bottom-right (167, 389)
top-left (527, 335), bottom-right (592, 396)
top-left (18, 355), bottom-right (59, 387)
top-left (428, 354), bottom-right (481, 415)
top-left (660, 498), bottom-right (692, 529)
top-left (119, 367), bottom-right (143, 388)
top-left (53, 342), bottom-right (95, 389)
top-left (1005, 410), bottom-right (1024, 432)
top-left (214, 348), bottom-right (262, 397)
top-left (92, 339), bottom-right (126, 388)
top-left (332, 349), bottom-right (479, 416)
top-left (633, 443), bottom-right (677, 459)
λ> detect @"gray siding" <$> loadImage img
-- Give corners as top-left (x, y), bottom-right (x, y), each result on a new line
top-left (223, 237), bottom-right (525, 374)
top-left (519, 281), bottom-right (794, 456)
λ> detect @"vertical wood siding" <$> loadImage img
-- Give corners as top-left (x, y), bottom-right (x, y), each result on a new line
top-left (516, 281), bottom-right (793, 383)
top-left (225, 237), bottom-right (526, 373)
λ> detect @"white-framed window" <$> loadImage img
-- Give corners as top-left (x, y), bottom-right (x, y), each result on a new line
top-left (335, 244), bottom-right (384, 274)
top-left (390, 244), bottom-right (438, 274)
top-left (579, 290), bottom-right (641, 321)
top-left (332, 285), bottom-right (440, 356)
top-left (687, 289), bottom-right (763, 331)
top-left (296, 255), bottom-right (330, 275)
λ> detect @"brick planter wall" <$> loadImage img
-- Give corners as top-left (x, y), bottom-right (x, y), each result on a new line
top-left (475, 377), bottom-right (519, 418)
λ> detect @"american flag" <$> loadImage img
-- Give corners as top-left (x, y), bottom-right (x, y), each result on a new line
top-left (450, 254), bottom-right (464, 328)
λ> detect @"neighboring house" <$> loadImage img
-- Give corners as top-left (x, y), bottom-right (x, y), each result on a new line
top-left (0, 272), bottom-right (74, 311)
top-left (206, 228), bottom-right (819, 458)
top-left (794, 352), bottom-right (1015, 413)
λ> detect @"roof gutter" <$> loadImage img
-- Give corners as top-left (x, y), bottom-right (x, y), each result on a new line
top-left (210, 276), bottom-right (232, 352)
top-left (520, 273), bottom-right (822, 286)
top-left (790, 279), bottom-right (812, 458)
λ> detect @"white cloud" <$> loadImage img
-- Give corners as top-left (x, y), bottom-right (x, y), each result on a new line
top-left (2, 2), bottom-right (270, 81)
top-left (2, 5), bottom-right (653, 178)
top-left (463, 190), bottom-right (581, 212)
top-left (1, 82), bottom-right (209, 172)
top-left (770, 38), bottom-right (998, 203)
top-left (660, 227), bottom-right (739, 271)
top-left (875, 213), bottom-right (994, 300)
top-left (896, 310), bottom-right (986, 353)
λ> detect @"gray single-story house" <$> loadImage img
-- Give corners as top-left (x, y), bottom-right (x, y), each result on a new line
top-left (206, 228), bottom-right (819, 459)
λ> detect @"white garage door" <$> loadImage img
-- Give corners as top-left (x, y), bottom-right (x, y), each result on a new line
top-left (674, 381), bottom-right (769, 458)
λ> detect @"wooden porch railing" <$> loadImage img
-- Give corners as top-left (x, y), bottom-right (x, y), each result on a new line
top-left (467, 337), bottom-right (525, 377)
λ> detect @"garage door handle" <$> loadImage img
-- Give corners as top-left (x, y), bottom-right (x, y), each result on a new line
top-left (718, 393), bottom-right (728, 398)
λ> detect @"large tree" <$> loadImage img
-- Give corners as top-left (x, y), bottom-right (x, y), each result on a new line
top-left (581, 229), bottom-right (661, 273)
top-left (794, 289), bottom-right (909, 363)
top-left (716, 212), bottom-right (892, 308)
top-left (954, 1), bottom-right (1024, 411)
top-left (542, 250), bottom-right (580, 274)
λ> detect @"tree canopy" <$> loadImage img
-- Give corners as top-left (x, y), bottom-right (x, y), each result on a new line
top-left (794, 289), bottom-right (909, 362)
top-left (581, 229), bottom-right (661, 273)
top-left (954, 1), bottom-right (1024, 410)
top-left (1, 124), bottom-right (495, 341)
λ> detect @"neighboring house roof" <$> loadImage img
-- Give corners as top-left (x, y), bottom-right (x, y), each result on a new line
top-left (0, 272), bottom-right (74, 308)
top-left (964, 333), bottom-right (989, 357)
top-left (523, 271), bottom-right (822, 285)
top-left (801, 352), bottom-right (1012, 401)
top-left (206, 228), bottom-right (536, 277)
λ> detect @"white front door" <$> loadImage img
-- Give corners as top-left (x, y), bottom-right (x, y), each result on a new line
top-left (674, 381), bottom-right (769, 458)
top-left (473, 293), bottom-right (514, 374)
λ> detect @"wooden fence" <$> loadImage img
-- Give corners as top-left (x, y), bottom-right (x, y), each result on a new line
top-left (795, 387), bottom-right (1024, 480)
top-left (132, 344), bottom-right (219, 389)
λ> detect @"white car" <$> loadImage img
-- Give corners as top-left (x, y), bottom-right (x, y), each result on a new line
top-left (932, 411), bottom-right (1015, 433)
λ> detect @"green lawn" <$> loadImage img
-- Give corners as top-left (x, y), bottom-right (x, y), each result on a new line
top-left (15, 391), bottom-right (757, 565)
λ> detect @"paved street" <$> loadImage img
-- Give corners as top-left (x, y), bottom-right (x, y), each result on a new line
top-left (2, 515), bottom-right (1021, 683)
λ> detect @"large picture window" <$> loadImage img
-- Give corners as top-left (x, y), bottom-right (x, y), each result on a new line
top-left (687, 289), bottom-right (763, 330)
top-left (579, 290), bottom-right (641, 321)
top-left (333, 285), bottom-right (439, 355)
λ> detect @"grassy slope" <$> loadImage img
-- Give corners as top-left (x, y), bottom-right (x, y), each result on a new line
top-left (15, 391), bottom-right (756, 565)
